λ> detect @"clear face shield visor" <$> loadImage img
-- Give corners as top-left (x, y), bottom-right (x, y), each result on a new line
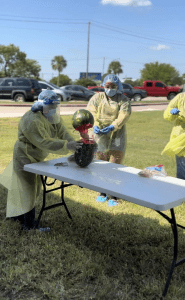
top-left (43, 103), bottom-right (60, 124)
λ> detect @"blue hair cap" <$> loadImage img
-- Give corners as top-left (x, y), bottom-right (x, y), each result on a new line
top-left (102, 74), bottom-right (123, 93)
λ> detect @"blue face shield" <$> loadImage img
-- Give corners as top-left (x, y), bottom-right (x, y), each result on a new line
top-left (43, 103), bottom-right (60, 124)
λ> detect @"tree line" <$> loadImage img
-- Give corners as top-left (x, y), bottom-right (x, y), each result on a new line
top-left (0, 44), bottom-right (184, 87)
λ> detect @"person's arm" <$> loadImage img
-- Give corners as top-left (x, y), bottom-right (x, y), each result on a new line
top-left (86, 93), bottom-right (100, 127)
top-left (163, 95), bottom-right (180, 121)
top-left (55, 119), bottom-right (74, 142)
top-left (111, 99), bottom-right (131, 131)
top-left (22, 118), bottom-right (71, 155)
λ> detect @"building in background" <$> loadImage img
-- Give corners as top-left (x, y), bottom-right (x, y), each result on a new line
top-left (80, 72), bottom-right (102, 81)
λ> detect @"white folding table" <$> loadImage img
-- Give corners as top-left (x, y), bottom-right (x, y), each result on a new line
top-left (24, 157), bottom-right (185, 297)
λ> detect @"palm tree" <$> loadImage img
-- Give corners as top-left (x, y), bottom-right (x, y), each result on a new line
top-left (51, 56), bottom-right (67, 86)
top-left (107, 61), bottom-right (123, 76)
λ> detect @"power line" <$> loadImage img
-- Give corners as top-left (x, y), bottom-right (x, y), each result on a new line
top-left (91, 20), bottom-right (185, 45)
top-left (91, 23), bottom-right (185, 47)
top-left (1, 15), bottom-right (185, 47)
top-left (0, 14), bottom-right (89, 21)
top-left (1, 15), bottom-right (185, 46)
top-left (0, 18), bottom-right (87, 25)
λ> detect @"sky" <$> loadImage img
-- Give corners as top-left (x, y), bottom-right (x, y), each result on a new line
top-left (1, 0), bottom-right (185, 83)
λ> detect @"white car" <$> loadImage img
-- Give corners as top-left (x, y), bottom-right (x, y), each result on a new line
top-left (38, 81), bottom-right (69, 102)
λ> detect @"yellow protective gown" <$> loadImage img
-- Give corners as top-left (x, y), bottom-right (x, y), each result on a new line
top-left (0, 110), bottom-right (74, 218)
top-left (161, 93), bottom-right (185, 159)
top-left (87, 92), bottom-right (131, 153)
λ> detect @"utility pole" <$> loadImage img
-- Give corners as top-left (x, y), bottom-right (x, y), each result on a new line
top-left (102, 57), bottom-right (105, 75)
top-left (86, 22), bottom-right (91, 78)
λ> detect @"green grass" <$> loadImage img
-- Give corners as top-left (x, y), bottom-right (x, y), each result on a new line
top-left (0, 112), bottom-right (185, 300)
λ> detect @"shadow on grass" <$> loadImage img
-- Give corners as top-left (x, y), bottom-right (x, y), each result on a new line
top-left (0, 184), bottom-right (185, 300)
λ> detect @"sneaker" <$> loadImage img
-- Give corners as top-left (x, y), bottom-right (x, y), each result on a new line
top-left (108, 199), bottom-right (119, 207)
top-left (96, 193), bottom-right (107, 202)
top-left (21, 224), bottom-right (50, 232)
top-left (38, 227), bottom-right (50, 232)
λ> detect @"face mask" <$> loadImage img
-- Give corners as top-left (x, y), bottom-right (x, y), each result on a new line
top-left (105, 88), bottom-right (117, 97)
top-left (43, 106), bottom-right (60, 124)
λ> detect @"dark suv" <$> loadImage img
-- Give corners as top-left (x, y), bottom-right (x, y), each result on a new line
top-left (122, 83), bottom-right (147, 101)
top-left (0, 77), bottom-right (42, 102)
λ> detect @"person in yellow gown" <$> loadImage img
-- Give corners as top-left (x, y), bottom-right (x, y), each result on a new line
top-left (87, 74), bottom-right (131, 206)
top-left (0, 90), bottom-right (82, 231)
top-left (162, 93), bottom-right (185, 179)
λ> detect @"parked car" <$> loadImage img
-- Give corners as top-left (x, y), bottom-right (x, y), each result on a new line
top-left (38, 81), bottom-right (68, 101)
top-left (133, 80), bottom-right (182, 100)
top-left (122, 83), bottom-right (147, 101)
top-left (60, 85), bottom-right (95, 101)
top-left (0, 77), bottom-right (42, 102)
top-left (87, 86), bottom-right (105, 92)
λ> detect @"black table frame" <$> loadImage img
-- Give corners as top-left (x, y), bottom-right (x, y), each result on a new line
top-left (36, 175), bottom-right (185, 298)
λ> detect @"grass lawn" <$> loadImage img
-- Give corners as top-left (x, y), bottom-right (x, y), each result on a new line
top-left (0, 111), bottom-right (185, 300)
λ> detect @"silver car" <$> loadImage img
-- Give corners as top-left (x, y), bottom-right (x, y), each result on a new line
top-left (38, 81), bottom-right (69, 102)
top-left (60, 85), bottom-right (95, 101)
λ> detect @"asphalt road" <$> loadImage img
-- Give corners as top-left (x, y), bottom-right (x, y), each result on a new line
top-left (0, 103), bottom-right (169, 118)
top-left (0, 97), bottom-right (168, 118)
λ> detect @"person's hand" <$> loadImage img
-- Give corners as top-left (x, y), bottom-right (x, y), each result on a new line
top-left (101, 125), bottom-right (114, 134)
top-left (67, 141), bottom-right (83, 151)
top-left (94, 126), bottom-right (101, 134)
top-left (170, 108), bottom-right (180, 115)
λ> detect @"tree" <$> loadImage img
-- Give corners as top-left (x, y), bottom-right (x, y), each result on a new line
top-left (124, 78), bottom-right (142, 86)
top-left (51, 56), bottom-right (67, 86)
top-left (170, 76), bottom-right (184, 86)
top-left (107, 60), bottom-right (123, 75)
top-left (10, 59), bottom-right (41, 79)
top-left (75, 78), bottom-right (96, 87)
top-left (50, 74), bottom-right (72, 86)
top-left (140, 61), bottom-right (181, 85)
top-left (0, 44), bottom-right (41, 78)
top-left (0, 44), bottom-right (26, 76)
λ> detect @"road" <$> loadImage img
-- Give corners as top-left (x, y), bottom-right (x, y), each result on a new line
top-left (0, 101), bottom-right (168, 118)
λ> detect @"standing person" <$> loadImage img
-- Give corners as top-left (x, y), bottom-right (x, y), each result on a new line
top-left (87, 74), bottom-right (131, 206)
top-left (1, 90), bottom-right (82, 231)
top-left (162, 93), bottom-right (185, 179)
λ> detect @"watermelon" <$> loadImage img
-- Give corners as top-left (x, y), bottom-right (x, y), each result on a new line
top-left (74, 142), bottom-right (97, 168)
top-left (72, 109), bottom-right (94, 130)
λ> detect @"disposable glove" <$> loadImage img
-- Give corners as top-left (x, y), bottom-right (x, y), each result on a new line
top-left (170, 108), bottom-right (180, 115)
top-left (94, 126), bottom-right (101, 134)
top-left (101, 125), bottom-right (114, 134)
top-left (67, 141), bottom-right (83, 151)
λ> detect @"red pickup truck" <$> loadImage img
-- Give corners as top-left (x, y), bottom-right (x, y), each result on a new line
top-left (133, 80), bottom-right (182, 100)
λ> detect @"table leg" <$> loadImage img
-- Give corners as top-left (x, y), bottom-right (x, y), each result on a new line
top-left (156, 209), bottom-right (185, 297)
top-left (162, 209), bottom-right (178, 297)
top-left (35, 176), bottom-right (73, 227)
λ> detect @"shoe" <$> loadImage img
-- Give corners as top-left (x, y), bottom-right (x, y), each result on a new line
top-left (108, 199), bottom-right (118, 207)
top-left (96, 193), bottom-right (107, 202)
top-left (38, 227), bottom-right (50, 232)
top-left (21, 224), bottom-right (50, 232)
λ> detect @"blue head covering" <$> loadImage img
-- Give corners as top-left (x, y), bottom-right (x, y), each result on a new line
top-left (38, 90), bottom-right (60, 104)
top-left (31, 90), bottom-right (60, 112)
top-left (102, 74), bottom-right (123, 93)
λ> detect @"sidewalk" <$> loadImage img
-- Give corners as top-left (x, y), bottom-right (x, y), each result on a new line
top-left (0, 101), bottom-right (168, 107)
